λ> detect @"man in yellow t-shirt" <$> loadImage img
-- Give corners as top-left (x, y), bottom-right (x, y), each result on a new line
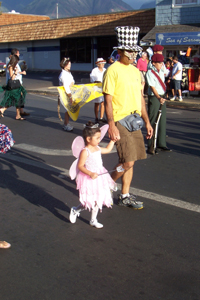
top-left (102, 26), bottom-right (153, 209)
top-left (103, 59), bottom-right (142, 121)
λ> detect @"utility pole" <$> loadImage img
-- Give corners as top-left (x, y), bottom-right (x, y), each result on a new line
top-left (56, 3), bottom-right (58, 19)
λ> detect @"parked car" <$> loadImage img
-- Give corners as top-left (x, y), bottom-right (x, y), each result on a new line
top-left (0, 61), bottom-right (6, 76)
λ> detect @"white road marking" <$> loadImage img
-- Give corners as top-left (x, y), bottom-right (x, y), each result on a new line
top-left (14, 143), bottom-right (117, 155)
top-left (3, 152), bottom-right (200, 214)
top-left (128, 186), bottom-right (200, 213)
top-left (4, 153), bottom-right (68, 174)
top-left (14, 144), bottom-right (71, 156)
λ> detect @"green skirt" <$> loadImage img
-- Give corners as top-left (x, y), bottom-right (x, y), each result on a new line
top-left (0, 85), bottom-right (27, 108)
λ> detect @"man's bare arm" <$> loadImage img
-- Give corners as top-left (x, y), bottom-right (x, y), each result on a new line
top-left (141, 94), bottom-right (153, 139)
top-left (104, 93), bottom-right (120, 141)
top-left (173, 69), bottom-right (181, 79)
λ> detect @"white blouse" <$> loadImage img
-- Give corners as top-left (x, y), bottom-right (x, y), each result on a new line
top-left (58, 69), bottom-right (75, 94)
top-left (7, 63), bottom-right (22, 84)
top-left (15, 64), bottom-right (22, 84)
top-left (90, 67), bottom-right (106, 83)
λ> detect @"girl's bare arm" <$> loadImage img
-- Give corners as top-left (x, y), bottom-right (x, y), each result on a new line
top-left (101, 140), bottom-right (115, 154)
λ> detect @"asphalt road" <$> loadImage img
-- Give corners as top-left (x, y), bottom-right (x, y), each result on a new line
top-left (0, 85), bottom-right (200, 299)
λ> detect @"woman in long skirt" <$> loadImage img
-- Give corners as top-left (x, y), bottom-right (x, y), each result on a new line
top-left (0, 55), bottom-right (26, 120)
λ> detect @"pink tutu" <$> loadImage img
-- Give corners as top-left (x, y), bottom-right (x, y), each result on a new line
top-left (76, 147), bottom-right (117, 211)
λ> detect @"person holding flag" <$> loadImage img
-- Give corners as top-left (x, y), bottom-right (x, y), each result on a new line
top-left (58, 57), bottom-right (74, 131)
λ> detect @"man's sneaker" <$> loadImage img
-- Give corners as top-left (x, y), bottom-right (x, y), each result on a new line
top-left (69, 207), bottom-right (80, 223)
top-left (90, 220), bottom-right (103, 229)
top-left (118, 194), bottom-right (144, 209)
top-left (129, 193), bottom-right (143, 204)
top-left (63, 124), bottom-right (73, 131)
top-left (170, 96), bottom-right (176, 101)
top-left (178, 96), bottom-right (183, 102)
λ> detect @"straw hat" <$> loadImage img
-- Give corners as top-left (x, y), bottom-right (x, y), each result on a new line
top-left (95, 58), bottom-right (106, 64)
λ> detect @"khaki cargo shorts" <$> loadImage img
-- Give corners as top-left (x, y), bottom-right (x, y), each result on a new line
top-left (115, 121), bottom-right (146, 163)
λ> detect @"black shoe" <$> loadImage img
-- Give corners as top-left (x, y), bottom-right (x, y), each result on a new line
top-left (158, 147), bottom-right (172, 152)
top-left (118, 195), bottom-right (143, 209)
top-left (147, 148), bottom-right (158, 155)
top-left (99, 118), bottom-right (107, 124)
top-left (95, 118), bottom-right (99, 124)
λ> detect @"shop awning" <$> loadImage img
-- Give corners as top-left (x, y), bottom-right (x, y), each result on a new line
top-left (140, 24), bottom-right (200, 46)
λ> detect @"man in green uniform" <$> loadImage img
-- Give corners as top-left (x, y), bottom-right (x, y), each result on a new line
top-left (146, 53), bottom-right (172, 154)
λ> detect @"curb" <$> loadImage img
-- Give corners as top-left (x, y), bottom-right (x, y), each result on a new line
top-left (27, 89), bottom-right (58, 96)
top-left (27, 89), bottom-right (200, 110)
top-left (165, 101), bottom-right (200, 110)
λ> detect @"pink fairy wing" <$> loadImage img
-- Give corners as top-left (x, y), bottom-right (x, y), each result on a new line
top-left (100, 124), bottom-right (109, 141)
top-left (70, 136), bottom-right (85, 179)
top-left (69, 159), bottom-right (79, 180)
top-left (71, 136), bottom-right (85, 158)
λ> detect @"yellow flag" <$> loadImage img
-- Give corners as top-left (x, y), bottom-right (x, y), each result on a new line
top-left (57, 83), bottom-right (103, 121)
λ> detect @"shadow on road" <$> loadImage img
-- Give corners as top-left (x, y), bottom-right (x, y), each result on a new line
top-left (167, 118), bottom-right (200, 157)
top-left (0, 152), bottom-right (80, 223)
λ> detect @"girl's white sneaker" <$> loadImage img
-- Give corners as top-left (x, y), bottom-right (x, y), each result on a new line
top-left (69, 207), bottom-right (80, 223)
top-left (63, 124), bottom-right (73, 131)
top-left (90, 220), bottom-right (103, 229)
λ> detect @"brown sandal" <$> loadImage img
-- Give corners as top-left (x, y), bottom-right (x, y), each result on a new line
top-left (16, 117), bottom-right (26, 121)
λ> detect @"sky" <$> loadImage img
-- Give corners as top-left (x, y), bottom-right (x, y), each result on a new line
top-left (123, 0), bottom-right (152, 9)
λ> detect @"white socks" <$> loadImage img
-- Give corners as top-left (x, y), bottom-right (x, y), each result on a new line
top-left (90, 206), bottom-right (103, 229)
top-left (70, 204), bottom-right (103, 228)
top-left (121, 193), bottom-right (129, 198)
top-left (75, 204), bottom-right (84, 213)
top-left (90, 205), bottom-right (99, 222)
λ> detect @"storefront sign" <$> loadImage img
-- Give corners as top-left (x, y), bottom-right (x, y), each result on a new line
top-left (156, 32), bottom-right (200, 45)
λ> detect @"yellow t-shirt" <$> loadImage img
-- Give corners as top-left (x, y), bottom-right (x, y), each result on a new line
top-left (102, 61), bottom-right (142, 122)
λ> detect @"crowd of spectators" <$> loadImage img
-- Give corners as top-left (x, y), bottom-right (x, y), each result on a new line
top-left (135, 50), bottom-right (187, 102)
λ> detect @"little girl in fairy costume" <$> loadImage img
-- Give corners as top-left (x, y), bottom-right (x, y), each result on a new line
top-left (69, 121), bottom-right (117, 229)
